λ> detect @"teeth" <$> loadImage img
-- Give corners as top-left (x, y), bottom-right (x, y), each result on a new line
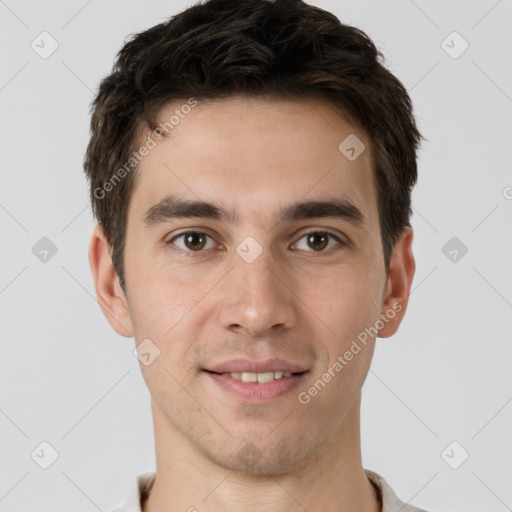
top-left (229, 371), bottom-right (294, 382)
top-left (241, 372), bottom-right (257, 383)
top-left (257, 372), bottom-right (274, 383)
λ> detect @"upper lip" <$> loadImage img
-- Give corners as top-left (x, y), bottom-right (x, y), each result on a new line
top-left (205, 358), bottom-right (308, 374)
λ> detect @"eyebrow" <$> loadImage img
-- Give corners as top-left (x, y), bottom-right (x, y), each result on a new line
top-left (143, 194), bottom-right (366, 228)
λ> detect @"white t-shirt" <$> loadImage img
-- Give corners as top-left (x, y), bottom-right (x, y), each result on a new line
top-left (111, 469), bottom-right (428, 512)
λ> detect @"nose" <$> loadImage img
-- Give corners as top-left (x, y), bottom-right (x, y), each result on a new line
top-left (216, 246), bottom-right (298, 337)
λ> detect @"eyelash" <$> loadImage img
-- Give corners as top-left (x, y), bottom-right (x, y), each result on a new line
top-left (166, 230), bottom-right (346, 257)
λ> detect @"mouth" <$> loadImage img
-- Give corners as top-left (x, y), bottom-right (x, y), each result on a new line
top-left (203, 369), bottom-right (309, 402)
top-left (205, 369), bottom-right (301, 382)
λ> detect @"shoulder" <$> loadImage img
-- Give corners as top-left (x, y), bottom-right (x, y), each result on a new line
top-left (110, 472), bottom-right (156, 512)
top-left (365, 469), bottom-right (430, 512)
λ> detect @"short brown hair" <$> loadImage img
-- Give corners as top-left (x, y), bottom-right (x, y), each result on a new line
top-left (84, 0), bottom-right (423, 292)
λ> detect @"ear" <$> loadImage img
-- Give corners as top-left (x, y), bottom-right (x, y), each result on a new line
top-left (88, 224), bottom-right (134, 338)
top-left (377, 226), bottom-right (415, 338)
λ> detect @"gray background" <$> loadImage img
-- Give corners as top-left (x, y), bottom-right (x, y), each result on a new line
top-left (1, 0), bottom-right (511, 510)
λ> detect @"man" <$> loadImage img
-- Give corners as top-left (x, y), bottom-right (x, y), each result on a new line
top-left (84, 0), bottom-right (426, 510)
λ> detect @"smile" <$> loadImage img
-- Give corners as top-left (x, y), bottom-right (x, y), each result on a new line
top-left (204, 370), bottom-right (308, 402)
top-left (224, 371), bottom-right (294, 382)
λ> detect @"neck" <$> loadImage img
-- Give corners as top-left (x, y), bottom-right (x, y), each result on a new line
top-left (144, 393), bottom-right (380, 512)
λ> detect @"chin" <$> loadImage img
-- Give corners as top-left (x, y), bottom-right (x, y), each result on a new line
top-left (200, 432), bottom-right (321, 477)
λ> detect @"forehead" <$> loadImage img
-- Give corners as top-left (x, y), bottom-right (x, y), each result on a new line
top-left (128, 96), bottom-right (378, 230)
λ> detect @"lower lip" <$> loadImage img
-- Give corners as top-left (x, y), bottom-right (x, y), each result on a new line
top-left (205, 371), bottom-right (308, 402)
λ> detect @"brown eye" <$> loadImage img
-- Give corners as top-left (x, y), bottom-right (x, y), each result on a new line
top-left (170, 231), bottom-right (215, 252)
top-left (306, 232), bottom-right (328, 251)
top-left (294, 231), bottom-right (343, 253)
top-left (184, 232), bottom-right (206, 250)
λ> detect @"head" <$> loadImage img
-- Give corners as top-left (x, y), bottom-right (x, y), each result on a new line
top-left (86, 0), bottom-right (421, 475)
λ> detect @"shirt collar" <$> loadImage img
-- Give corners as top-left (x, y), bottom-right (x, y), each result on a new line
top-left (115, 469), bottom-right (427, 512)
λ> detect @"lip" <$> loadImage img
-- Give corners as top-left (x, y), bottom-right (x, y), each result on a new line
top-left (205, 370), bottom-right (309, 402)
top-left (205, 358), bottom-right (308, 374)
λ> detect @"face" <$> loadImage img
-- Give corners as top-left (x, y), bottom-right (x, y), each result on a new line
top-left (93, 96), bottom-right (412, 475)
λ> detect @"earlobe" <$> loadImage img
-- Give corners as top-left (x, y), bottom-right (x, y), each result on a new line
top-left (377, 226), bottom-right (416, 338)
top-left (88, 224), bottom-right (134, 338)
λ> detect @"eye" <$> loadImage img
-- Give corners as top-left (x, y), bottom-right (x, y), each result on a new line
top-left (293, 231), bottom-right (344, 253)
top-left (168, 231), bottom-right (216, 252)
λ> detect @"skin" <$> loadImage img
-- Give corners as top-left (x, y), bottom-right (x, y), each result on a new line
top-left (89, 96), bottom-right (415, 512)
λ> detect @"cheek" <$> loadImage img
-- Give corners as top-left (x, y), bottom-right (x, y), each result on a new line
top-left (126, 251), bottom-right (202, 331)
top-left (304, 282), bottom-right (378, 407)
top-left (301, 265), bottom-right (381, 394)
top-left (127, 262), bottom-right (217, 372)
top-left (303, 262), bottom-right (382, 335)
top-left (126, 274), bottom-right (186, 369)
